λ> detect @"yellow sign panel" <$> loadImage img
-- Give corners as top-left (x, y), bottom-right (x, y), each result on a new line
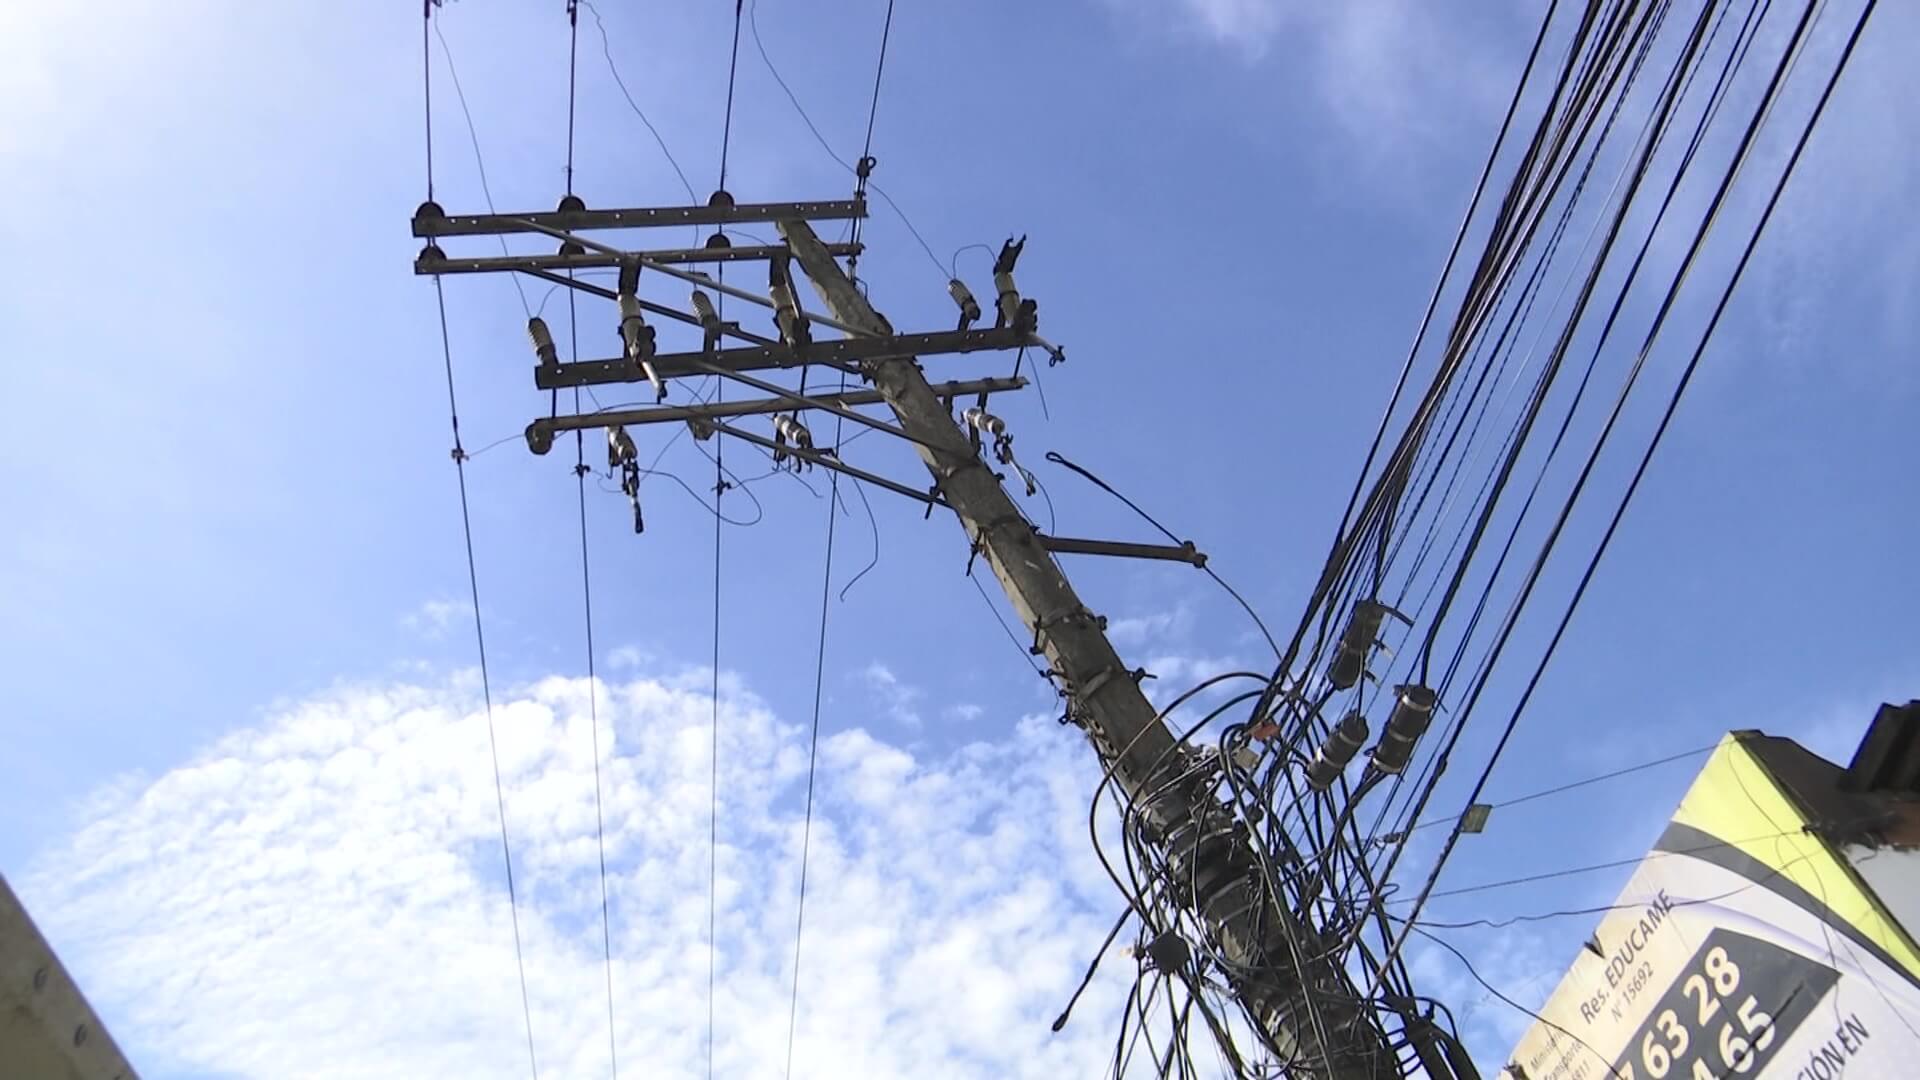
top-left (1503, 734), bottom-right (1920, 1080)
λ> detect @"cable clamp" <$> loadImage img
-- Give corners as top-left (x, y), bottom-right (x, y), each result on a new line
top-left (964, 513), bottom-right (1031, 576)
top-left (1030, 605), bottom-right (1103, 656)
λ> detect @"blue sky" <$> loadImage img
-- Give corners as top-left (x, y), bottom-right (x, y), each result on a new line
top-left (2, 1), bottom-right (1917, 1077)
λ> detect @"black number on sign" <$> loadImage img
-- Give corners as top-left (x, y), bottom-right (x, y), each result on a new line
top-left (1683, 973), bottom-right (1721, 1026)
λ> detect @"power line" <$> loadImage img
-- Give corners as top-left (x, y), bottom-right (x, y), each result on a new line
top-left (436, 284), bottom-right (541, 1080)
top-left (845, 0), bottom-right (896, 280)
top-left (784, 395), bottom-right (844, 1080)
top-left (432, 17), bottom-right (533, 317)
top-left (786, 12), bottom-right (893, 1064)
top-left (1403, 846), bottom-right (1821, 929)
top-left (706, 421), bottom-right (723, 1080)
top-left (747, 0), bottom-right (947, 280)
top-left (1043, 452), bottom-right (1282, 663)
top-left (583, 0), bottom-right (698, 204)
top-left (422, 1), bottom-right (435, 201)
top-left (1363, 0), bottom-right (1762, 913)
top-left (1390, 0), bottom-right (1864, 964)
top-left (1413, 926), bottom-right (1628, 1080)
top-left (561, 5), bottom-right (618, 1070)
top-left (566, 0), bottom-right (580, 195)
top-left (423, 6), bottom-right (537, 1071)
top-left (1386, 741), bottom-right (1718, 841)
top-left (1404, 819), bottom-right (1867, 905)
top-left (705, 22), bottom-right (742, 1066)
top-left (970, 572), bottom-right (1050, 683)
top-left (859, 1), bottom-right (895, 167)
top-left (719, 0), bottom-right (745, 191)
top-left (835, 477), bottom-right (881, 602)
top-left (574, 436), bottom-right (620, 1079)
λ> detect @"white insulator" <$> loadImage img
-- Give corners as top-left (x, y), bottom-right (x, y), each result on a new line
top-left (769, 281), bottom-right (798, 317)
top-left (963, 407), bottom-right (1006, 438)
top-left (948, 278), bottom-right (981, 321)
top-left (526, 317), bottom-right (558, 366)
top-left (994, 270), bottom-right (1023, 326)
top-left (774, 415), bottom-right (812, 447)
top-left (618, 292), bottom-right (656, 367)
top-left (607, 425), bottom-right (637, 466)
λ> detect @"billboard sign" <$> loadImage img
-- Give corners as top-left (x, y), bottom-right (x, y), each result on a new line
top-left (1502, 734), bottom-right (1920, 1080)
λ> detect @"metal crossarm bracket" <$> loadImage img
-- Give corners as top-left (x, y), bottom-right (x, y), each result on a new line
top-left (416, 242), bottom-right (862, 274)
top-left (513, 269), bottom-right (786, 354)
top-left (534, 327), bottom-right (1036, 389)
top-left (692, 360), bottom-right (931, 451)
top-left (1036, 535), bottom-right (1209, 566)
top-left (412, 196), bottom-right (866, 239)
top-left (524, 377), bottom-right (1027, 453)
top-left (705, 421), bottom-right (948, 509)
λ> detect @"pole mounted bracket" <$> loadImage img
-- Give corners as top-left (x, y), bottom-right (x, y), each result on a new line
top-left (1035, 534), bottom-right (1208, 567)
top-left (1030, 605), bottom-right (1106, 657)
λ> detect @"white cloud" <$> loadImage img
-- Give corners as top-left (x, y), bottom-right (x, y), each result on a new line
top-left (859, 660), bottom-right (924, 730)
top-left (1177, 0), bottom-right (1285, 43)
top-left (1107, 605), bottom-right (1193, 649)
top-left (19, 665), bottom-right (1185, 1079)
top-left (605, 644), bottom-right (653, 671)
top-left (1118, 0), bottom-right (1518, 167)
top-left (401, 598), bottom-right (474, 640)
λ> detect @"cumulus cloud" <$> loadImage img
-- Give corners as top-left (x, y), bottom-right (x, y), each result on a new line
top-left (859, 661), bottom-right (925, 730)
top-left (401, 598), bottom-right (475, 639)
top-left (19, 665), bottom-right (1174, 1079)
top-left (1117, 0), bottom-right (1518, 166)
top-left (1107, 606), bottom-right (1193, 650)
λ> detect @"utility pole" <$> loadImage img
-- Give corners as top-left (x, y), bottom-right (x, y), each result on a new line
top-left (413, 192), bottom-right (1460, 1079)
top-left (778, 220), bottom-right (1397, 1080)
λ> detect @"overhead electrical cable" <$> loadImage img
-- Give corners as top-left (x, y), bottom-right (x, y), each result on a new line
top-left (561, 3), bottom-right (620, 1073)
top-left (583, 0), bottom-right (698, 204)
top-left (782, 397), bottom-right (843, 1080)
top-left (433, 17), bottom-right (533, 317)
top-left (421, 4), bottom-right (538, 1074)
top-left (785, 13), bottom-right (898, 1070)
top-left (747, 0), bottom-right (947, 280)
top-left (1384, 0), bottom-right (1872, 985)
